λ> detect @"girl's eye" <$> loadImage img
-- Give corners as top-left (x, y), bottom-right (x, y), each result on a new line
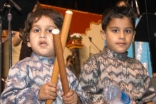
top-left (112, 29), bottom-right (118, 33)
top-left (34, 29), bottom-right (40, 33)
top-left (47, 29), bottom-right (53, 33)
top-left (125, 30), bottom-right (132, 34)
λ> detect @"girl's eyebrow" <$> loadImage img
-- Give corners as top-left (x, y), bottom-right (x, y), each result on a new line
top-left (125, 27), bottom-right (133, 29)
top-left (109, 27), bottom-right (133, 29)
top-left (31, 25), bottom-right (57, 28)
top-left (111, 26), bottom-right (118, 28)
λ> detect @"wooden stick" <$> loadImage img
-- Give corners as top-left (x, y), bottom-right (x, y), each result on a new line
top-left (53, 29), bottom-right (70, 94)
top-left (46, 10), bottom-right (73, 104)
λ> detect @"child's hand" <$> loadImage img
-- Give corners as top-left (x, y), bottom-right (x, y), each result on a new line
top-left (62, 90), bottom-right (79, 104)
top-left (38, 82), bottom-right (58, 100)
top-left (132, 101), bottom-right (136, 104)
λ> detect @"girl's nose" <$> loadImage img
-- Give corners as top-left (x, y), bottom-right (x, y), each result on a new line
top-left (118, 32), bottom-right (125, 40)
top-left (40, 32), bottom-right (46, 38)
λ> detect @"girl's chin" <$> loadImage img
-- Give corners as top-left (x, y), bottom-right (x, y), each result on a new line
top-left (113, 49), bottom-right (127, 54)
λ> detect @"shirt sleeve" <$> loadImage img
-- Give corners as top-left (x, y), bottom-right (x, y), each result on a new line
top-left (66, 68), bottom-right (85, 104)
top-left (139, 64), bottom-right (156, 103)
top-left (0, 64), bottom-right (42, 104)
top-left (79, 56), bottom-right (105, 104)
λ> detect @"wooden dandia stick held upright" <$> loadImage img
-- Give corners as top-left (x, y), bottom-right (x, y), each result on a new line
top-left (46, 10), bottom-right (73, 104)
top-left (53, 28), bottom-right (70, 94)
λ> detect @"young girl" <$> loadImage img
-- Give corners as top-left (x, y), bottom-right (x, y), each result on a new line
top-left (79, 6), bottom-right (156, 103)
top-left (1, 8), bottom-right (84, 104)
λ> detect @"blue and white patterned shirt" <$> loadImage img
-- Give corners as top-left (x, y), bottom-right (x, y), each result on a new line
top-left (0, 52), bottom-right (84, 104)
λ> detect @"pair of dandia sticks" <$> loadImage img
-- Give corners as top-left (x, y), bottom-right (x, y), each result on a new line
top-left (46, 10), bottom-right (73, 104)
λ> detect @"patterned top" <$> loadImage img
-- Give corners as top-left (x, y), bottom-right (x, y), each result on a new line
top-left (79, 47), bottom-right (156, 104)
top-left (0, 52), bottom-right (84, 104)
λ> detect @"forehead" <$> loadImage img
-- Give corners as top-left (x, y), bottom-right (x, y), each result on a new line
top-left (107, 17), bottom-right (133, 28)
top-left (33, 16), bottom-right (54, 25)
top-left (31, 16), bottom-right (58, 29)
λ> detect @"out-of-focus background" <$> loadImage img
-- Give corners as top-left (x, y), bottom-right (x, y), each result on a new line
top-left (38, 0), bottom-right (156, 14)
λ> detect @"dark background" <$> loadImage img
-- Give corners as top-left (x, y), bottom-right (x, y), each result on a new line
top-left (38, 0), bottom-right (156, 15)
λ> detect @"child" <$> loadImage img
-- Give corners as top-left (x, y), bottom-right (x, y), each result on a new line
top-left (0, 8), bottom-right (84, 104)
top-left (79, 6), bottom-right (156, 103)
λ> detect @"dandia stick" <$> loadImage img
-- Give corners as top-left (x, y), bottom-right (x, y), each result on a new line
top-left (46, 10), bottom-right (73, 104)
top-left (53, 29), bottom-right (70, 95)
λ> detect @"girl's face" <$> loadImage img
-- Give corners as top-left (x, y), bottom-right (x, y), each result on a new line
top-left (101, 17), bottom-right (136, 53)
top-left (27, 16), bottom-right (58, 58)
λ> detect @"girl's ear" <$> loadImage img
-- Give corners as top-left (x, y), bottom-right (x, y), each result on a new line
top-left (100, 30), bottom-right (106, 40)
top-left (27, 38), bottom-right (31, 47)
top-left (27, 42), bottom-right (31, 47)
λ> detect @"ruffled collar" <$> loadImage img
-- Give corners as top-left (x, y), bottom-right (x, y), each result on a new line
top-left (104, 47), bottom-right (128, 61)
top-left (30, 52), bottom-right (54, 66)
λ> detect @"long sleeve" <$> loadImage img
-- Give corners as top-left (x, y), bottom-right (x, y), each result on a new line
top-left (79, 56), bottom-right (105, 104)
top-left (138, 65), bottom-right (156, 103)
top-left (0, 64), bottom-right (42, 104)
top-left (65, 69), bottom-right (85, 104)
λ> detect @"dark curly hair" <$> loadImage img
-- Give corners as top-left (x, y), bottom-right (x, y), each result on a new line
top-left (101, 6), bottom-right (137, 31)
top-left (20, 8), bottom-right (63, 43)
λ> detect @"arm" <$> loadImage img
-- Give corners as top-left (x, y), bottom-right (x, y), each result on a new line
top-left (79, 56), bottom-right (103, 103)
top-left (13, 31), bottom-right (22, 46)
top-left (0, 63), bottom-right (42, 104)
top-left (140, 66), bottom-right (156, 103)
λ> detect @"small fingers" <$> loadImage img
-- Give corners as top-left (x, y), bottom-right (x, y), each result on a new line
top-left (47, 82), bottom-right (57, 88)
top-left (65, 90), bottom-right (74, 98)
top-left (38, 82), bottom-right (58, 100)
top-left (63, 90), bottom-right (78, 104)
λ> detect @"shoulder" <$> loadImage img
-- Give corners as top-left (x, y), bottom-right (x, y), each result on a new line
top-left (127, 57), bottom-right (144, 67)
top-left (12, 57), bottom-right (32, 67)
top-left (81, 52), bottom-right (104, 76)
top-left (83, 52), bottom-right (104, 65)
top-left (10, 57), bottom-right (38, 73)
top-left (127, 57), bottom-right (148, 74)
top-left (7, 58), bottom-right (32, 78)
